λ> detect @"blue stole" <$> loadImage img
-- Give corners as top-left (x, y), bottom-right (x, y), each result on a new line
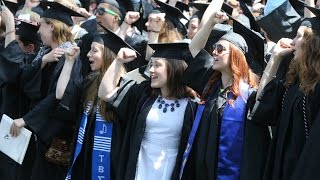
top-left (217, 82), bottom-right (249, 180)
top-left (65, 103), bottom-right (113, 180)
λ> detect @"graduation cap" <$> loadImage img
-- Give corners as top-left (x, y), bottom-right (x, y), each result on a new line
top-left (289, 0), bottom-right (305, 16)
top-left (175, 1), bottom-right (189, 12)
top-left (40, 1), bottom-right (85, 26)
top-left (206, 23), bottom-right (233, 49)
top-left (149, 42), bottom-right (190, 60)
top-left (2, 0), bottom-right (19, 15)
top-left (98, 24), bottom-right (140, 56)
top-left (256, 0), bottom-right (301, 42)
top-left (188, 2), bottom-right (234, 16)
top-left (31, 4), bottom-right (44, 16)
top-left (229, 15), bottom-right (266, 74)
top-left (153, 0), bottom-right (188, 35)
top-left (305, 4), bottom-right (320, 17)
top-left (300, 17), bottom-right (320, 36)
top-left (238, 1), bottom-right (261, 33)
top-left (15, 20), bottom-right (41, 43)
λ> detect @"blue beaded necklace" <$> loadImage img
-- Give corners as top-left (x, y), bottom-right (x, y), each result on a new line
top-left (157, 96), bottom-right (180, 113)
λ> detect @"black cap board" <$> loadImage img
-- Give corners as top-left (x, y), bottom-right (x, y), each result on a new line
top-left (2, 0), bottom-right (19, 15)
top-left (227, 15), bottom-right (266, 74)
top-left (16, 20), bottom-right (41, 43)
top-left (149, 42), bottom-right (190, 60)
top-left (153, 0), bottom-right (188, 36)
top-left (188, 2), bottom-right (233, 16)
top-left (40, 0), bottom-right (85, 26)
top-left (97, 24), bottom-right (140, 56)
top-left (175, 1), bottom-right (189, 12)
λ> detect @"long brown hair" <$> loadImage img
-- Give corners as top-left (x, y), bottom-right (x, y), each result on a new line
top-left (158, 19), bottom-right (183, 43)
top-left (151, 59), bottom-right (196, 99)
top-left (202, 43), bottom-right (259, 104)
top-left (83, 44), bottom-right (125, 122)
top-left (285, 27), bottom-right (320, 95)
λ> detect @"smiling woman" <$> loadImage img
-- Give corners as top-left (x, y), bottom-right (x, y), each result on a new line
top-left (97, 42), bottom-right (197, 180)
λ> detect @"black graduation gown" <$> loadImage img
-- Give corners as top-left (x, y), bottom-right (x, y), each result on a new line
top-left (253, 77), bottom-right (320, 180)
top-left (181, 49), bottom-right (270, 180)
top-left (20, 47), bottom-right (82, 180)
top-left (68, 74), bottom-right (125, 180)
top-left (109, 78), bottom-right (196, 180)
top-left (0, 40), bottom-right (37, 180)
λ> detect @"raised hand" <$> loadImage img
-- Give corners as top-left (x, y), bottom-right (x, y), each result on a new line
top-left (124, 11), bottom-right (140, 25)
top-left (65, 46), bottom-right (80, 62)
top-left (116, 48), bottom-right (137, 63)
top-left (42, 48), bottom-right (65, 63)
top-left (273, 38), bottom-right (294, 57)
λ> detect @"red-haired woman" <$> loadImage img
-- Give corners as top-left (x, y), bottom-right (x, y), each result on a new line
top-left (179, 1), bottom-right (261, 179)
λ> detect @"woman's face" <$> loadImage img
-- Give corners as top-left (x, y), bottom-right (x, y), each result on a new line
top-left (149, 58), bottom-right (168, 90)
top-left (87, 42), bottom-right (104, 71)
top-left (37, 18), bottom-right (53, 46)
top-left (212, 40), bottom-right (231, 73)
top-left (187, 17), bottom-right (199, 39)
top-left (291, 26), bottom-right (306, 59)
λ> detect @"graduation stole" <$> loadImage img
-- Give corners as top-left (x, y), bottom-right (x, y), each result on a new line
top-left (65, 103), bottom-right (113, 180)
top-left (217, 81), bottom-right (249, 180)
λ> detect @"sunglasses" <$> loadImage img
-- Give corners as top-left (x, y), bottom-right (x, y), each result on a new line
top-left (94, 8), bottom-right (121, 20)
top-left (212, 44), bottom-right (227, 54)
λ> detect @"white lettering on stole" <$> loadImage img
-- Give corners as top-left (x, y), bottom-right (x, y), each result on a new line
top-left (99, 154), bottom-right (104, 162)
top-left (98, 176), bottom-right (105, 180)
top-left (99, 166), bottom-right (104, 173)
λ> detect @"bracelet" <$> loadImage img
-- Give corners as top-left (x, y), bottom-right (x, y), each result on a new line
top-left (5, 30), bottom-right (15, 36)
top-left (148, 30), bottom-right (160, 33)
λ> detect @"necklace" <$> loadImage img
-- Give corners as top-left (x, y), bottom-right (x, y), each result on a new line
top-left (157, 96), bottom-right (180, 113)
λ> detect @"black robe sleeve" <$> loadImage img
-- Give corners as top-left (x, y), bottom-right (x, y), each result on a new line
top-left (0, 40), bottom-right (25, 87)
top-left (183, 49), bottom-right (214, 95)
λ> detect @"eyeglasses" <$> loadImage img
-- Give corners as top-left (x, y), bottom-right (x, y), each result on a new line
top-left (212, 44), bottom-right (227, 54)
top-left (94, 8), bottom-right (121, 20)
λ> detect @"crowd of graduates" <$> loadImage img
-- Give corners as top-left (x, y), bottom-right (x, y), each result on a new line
top-left (0, 0), bottom-right (320, 179)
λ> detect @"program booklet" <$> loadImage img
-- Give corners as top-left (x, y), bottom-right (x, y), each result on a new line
top-left (0, 114), bottom-right (32, 164)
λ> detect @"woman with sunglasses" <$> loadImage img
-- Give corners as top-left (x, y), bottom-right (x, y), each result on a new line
top-left (180, 1), bottom-right (260, 179)
top-left (9, 1), bottom-right (83, 180)
top-left (252, 17), bottom-right (320, 180)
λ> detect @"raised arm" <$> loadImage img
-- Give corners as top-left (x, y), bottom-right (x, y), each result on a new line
top-left (189, 0), bottom-right (226, 58)
top-left (98, 48), bottom-right (137, 101)
top-left (55, 46), bottom-right (80, 99)
top-left (256, 38), bottom-right (293, 99)
top-left (118, 11), bottom-right (140, 40)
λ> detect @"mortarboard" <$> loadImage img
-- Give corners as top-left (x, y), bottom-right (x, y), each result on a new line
top-left (2, 0), bottom-right (19, 15)
top-left (305, 4), bottom-right (320, 17)
top-left (188, 2), bottom-right (234, 16)
top-left (228, 15), bottom-right (266, 74)
top-left (39, 1), bottom-right (85, 26)
top-left (206, 23), bottom-right (233, 49)
top-left (15, 20), bottom-right (41, 43)
top-left (238, 1), bottom-right (261, 32)
top-left (300, 17), bottom-right (320, 36)
top-left (153, 0), bottom-right (188, 35)
top-left (97, 24), bottom-right (140, 56)
top-left (149, 42), bottom-right (190, 60)
top-left (175, 1), bottom-right (189, 12)
top-left (289, 0), bottom-right (305, 16)
top-left (31, 4), bottom-right (44, 16)
top-left (256, 0), bottom-right (301, 42)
